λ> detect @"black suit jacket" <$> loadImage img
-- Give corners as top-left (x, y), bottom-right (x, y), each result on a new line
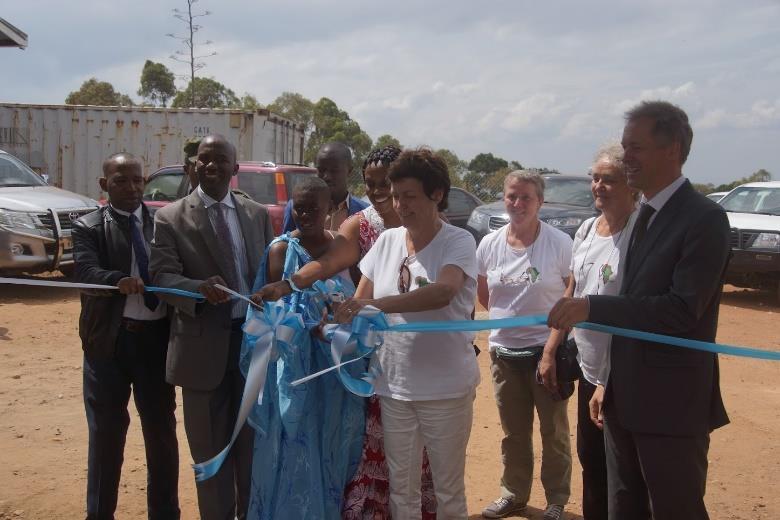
top-left (589, 180), bottom-right (730, 436)
top-left (72, 204), bottom-right (160, 359)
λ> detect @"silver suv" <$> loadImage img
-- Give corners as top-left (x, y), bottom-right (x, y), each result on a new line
top-left (0, 150), bottom-right (98, 275)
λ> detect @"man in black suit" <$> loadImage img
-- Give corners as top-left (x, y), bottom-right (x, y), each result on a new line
top-left (73, 153), bottom-right (179, 520)
top-left (548, 101), bottom-right (730, 520)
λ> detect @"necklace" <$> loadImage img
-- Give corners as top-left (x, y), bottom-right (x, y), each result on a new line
top-left (577, 215), bottom-right (629, 293)
top-left (500, 221), bottom-right (542, 285)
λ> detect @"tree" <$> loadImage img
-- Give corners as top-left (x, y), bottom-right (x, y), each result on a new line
top-left (468, 153), bottom-right (508, 176)
top-left (713, 168), bottom-right (773, 193)
top-left (374, 134), bottom-right (402, 150)
top-left (435, 148), bottom-right (468, 188)
top-left (65, 78), bottom-right (134, 106)
top-left (171, 77), bottom-right (240, 108)
top-left (240, 93), bottom-right (262, 111)
top-left (167, 0), bottom-right (216, 106)
top-left (138, 60), bottom-right (177, 107)
top-left (267, 92), bottom-right (315, 133)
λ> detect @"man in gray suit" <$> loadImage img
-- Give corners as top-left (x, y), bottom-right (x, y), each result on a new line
top-left (150, 134), bottom-right (274, 520)
top-left (548, 101), bottom-right (729, 519)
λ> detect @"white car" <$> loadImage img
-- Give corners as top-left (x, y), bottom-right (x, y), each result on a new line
top-left (706, 191), bottom-right (728, 202)
top-left (0, 150), bottom-right (98, 275)
top-left (719, 181), bottom-right (780, 301)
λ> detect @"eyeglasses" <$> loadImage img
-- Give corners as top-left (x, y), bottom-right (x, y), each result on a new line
top-left (398, 256), bottom-right (411, 293)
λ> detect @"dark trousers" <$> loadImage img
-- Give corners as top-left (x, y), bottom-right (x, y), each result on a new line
top-left (603, 405), bottom-right (710, 520)
top-left (182, 325), bottom-right (253, 520)
top-left (83, 320), bottom-right (179, 520)
top-left (577, 378), bottom-right (608, 520)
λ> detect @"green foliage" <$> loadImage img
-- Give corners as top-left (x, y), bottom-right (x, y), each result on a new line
top-left (171, 77), bottom-right (240, 108)
top-left (267, 92), bottom-right (315, 133)
top-left (138, 60), bottom-right (177, 107)
top-left (712, 169), bottom-right (773, 193)
top-left (435, 148), bottom-right (468, 188)
top-left (240, 93), bottom-right (262, 111)
top-left (65, 78), bottom-right (134, 106)
top-left (468, 152), bottom-right (508, 175)
top-left (374, 134), bottom-right (402, 150)
top-left (300, 97), bottom-right (372, 193)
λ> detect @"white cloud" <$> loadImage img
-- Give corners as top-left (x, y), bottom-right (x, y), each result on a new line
top-left (613, 82), bottom-right (697, 115)
top-left (697, 100), bottom-right (780, 129)
top-left (500, 94), bottom-right (568, 131)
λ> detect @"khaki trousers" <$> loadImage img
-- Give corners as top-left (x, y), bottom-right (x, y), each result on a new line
top-left (490, 351), bottom-right (571, 506)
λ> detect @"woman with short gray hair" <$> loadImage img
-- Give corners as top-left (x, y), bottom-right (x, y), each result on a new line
top-left (478, 170), bottom-right (574, 520)
top-left (538, 143), bottom-right (638, 520)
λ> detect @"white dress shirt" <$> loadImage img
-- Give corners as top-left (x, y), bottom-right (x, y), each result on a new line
top-left (196, 185), bottom-right (252, 318)
top-left (111, 205), bottom-right (166, 321)
top-left (641, 175), bottom-right (687, 229)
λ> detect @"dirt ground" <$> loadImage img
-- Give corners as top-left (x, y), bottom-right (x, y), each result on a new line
top-left (0, 280), bottom-right (778, 520)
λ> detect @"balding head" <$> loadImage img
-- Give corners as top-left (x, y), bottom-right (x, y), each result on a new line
top-left (196, 134), bottom-right (239, 200)
top-left (102, 152), bottom-right (141, 178)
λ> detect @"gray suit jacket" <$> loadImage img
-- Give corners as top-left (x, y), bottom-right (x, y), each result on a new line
top-left (589, 180), bottom-right (730, 436)
top-left (150, 191), bottom-right (274, 390)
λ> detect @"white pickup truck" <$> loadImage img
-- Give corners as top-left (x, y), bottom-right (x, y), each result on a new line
top-left (719, 181), bottom-right (780, 302)
top-left (0, 150), bottom-right (98, 275)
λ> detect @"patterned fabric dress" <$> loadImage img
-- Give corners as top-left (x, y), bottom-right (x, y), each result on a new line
top-left (241, 235), bottom-right (366, 520)
top-left (342, 206), bottom-right (437, 519)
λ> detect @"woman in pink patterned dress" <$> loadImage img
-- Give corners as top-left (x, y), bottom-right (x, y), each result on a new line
top-left (256, 146), bottom-right (436, 519)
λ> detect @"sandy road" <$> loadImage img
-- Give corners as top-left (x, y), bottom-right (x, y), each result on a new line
top-left (0, 281), bottom-right (778, 519)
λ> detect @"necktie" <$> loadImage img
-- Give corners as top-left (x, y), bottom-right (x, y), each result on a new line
top-left (212, 203), bottom-right (240, 291)
top-left (129, 214), bottom-right (159, 311)
top-left (626, 203), bottom-right (657, 269)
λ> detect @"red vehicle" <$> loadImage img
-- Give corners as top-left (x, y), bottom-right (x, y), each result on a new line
top-left (143, 162), bottom-right (317, 234)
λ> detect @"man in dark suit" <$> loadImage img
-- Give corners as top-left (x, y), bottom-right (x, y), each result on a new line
top-left (73, 152), bottom-right (179, 520)
top-left (150, 134), bottom-right (274, 520)
top-left (548, 101), bottom-right (730, 520)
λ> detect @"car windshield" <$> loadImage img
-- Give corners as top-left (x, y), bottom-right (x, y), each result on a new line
top-left (237, 172), bottom-right (277, 204)
top-left (0, 154), bottom-right (47, 187)
top-left (543, 177), bottom-right (593, 207)
top-left (143, 172), bottom-right (183, 202)
top-left (720, 187), bottom-right (780, 215)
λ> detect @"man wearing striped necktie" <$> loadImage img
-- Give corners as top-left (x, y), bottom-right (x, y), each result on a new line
top-left (150, 135), bottom-right (274, 520)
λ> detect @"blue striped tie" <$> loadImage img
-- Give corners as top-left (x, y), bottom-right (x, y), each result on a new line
top-left (129, 214), bottom-right (159, 311)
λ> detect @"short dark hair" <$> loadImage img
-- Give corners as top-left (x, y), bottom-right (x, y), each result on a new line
top-left (387, 147), bottom-right (450, 211)
top-left (625, 100), bottom-right (693, 165)
top-left (362, 145), bottom-right (402, 176)
top-left (292, 176), bottom-right (329, 198)
top-left (317, 142), bottom-right (352, 166)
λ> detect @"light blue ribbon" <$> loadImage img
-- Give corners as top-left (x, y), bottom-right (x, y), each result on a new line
top-left (192, 300), bottom-right (304, 482)
top-left (145, 286), bottom-right (204, 300)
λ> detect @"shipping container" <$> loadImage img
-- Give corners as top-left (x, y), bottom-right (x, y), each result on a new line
top-left (0, 103), bottom-right (306, 200)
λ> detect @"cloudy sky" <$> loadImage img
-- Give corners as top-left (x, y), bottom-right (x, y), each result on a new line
top-left (4, 1), bottom-right (779, 184)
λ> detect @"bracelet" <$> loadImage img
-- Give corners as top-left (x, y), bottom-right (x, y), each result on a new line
top-left (284, 277), bottom-right (301, 292)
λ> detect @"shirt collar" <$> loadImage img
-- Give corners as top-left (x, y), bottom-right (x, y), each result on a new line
top-left (641, 175), bottom-right (686, 213)
top-left (330, 193), bottom-right (350, 213)
top-left (196, 185), bottom-right (235, 209)
top-left (110, 204), bottom-right (143, 220)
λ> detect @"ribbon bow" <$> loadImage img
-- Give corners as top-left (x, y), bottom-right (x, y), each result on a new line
top-left (292, 305), bottom-right (388, 397)
top-left (193, 300), bottom-right (304, 482)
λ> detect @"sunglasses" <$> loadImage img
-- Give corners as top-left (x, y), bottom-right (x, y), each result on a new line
top-left (398, 256), bottom-right (411, 293)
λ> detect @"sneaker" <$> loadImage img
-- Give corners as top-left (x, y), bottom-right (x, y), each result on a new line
top-left (542, 504), bottom-right (565, 520)
top-left (482, 497), bottom-right (527, 518)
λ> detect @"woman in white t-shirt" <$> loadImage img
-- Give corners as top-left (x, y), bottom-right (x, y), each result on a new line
top-left (335, 148), bottom-right (479, 519)
top-left (539, 142), bottom-right (637, 520)
top-left (477, 170), bottom-right (574, 520)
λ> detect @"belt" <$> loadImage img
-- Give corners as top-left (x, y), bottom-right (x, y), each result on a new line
top-left (120, 317), bottom-right (166, 333)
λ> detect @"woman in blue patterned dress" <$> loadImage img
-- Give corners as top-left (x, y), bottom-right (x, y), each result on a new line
top-left (240, 177), bottom-right (365, 519)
